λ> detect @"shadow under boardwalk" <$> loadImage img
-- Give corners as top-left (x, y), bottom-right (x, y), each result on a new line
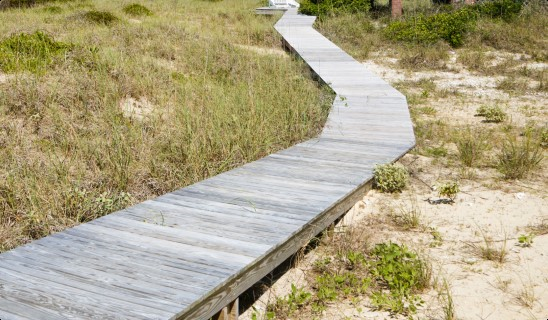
top-left (0, 8), bottom-right (414, 320)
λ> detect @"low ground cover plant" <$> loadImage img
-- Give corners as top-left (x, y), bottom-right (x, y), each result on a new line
top-left (263, 241), bottom-right (431, 318)
top-left (476, 105), bottom-right (507, 123)
top-left (373, 163), bottom-right (408, 193)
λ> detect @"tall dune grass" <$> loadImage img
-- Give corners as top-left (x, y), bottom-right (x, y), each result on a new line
top-left (0, 0), bottom-right (333, 250)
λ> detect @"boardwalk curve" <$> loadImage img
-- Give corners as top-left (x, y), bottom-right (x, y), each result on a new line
top-left (0, 8), bottom-right (414, 320)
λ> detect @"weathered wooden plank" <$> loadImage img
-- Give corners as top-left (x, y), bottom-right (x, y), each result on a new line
top-left (141, 198), bottom-right (302, 236)
top-left (0, 267), bottom-right (172, 319)
top-left (35, 233), bottom-right (229, 289)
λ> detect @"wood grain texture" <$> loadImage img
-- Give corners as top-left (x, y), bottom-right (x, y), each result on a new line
top-left (0, 8), bottom-right (414, 320)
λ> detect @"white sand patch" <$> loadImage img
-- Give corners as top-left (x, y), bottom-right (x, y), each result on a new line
top-left (120, 96), bottom-right (154, 121)
top-left (236, 44), bottom-right (288, 58)
top-left (0, 72), bottom-right (8, 84)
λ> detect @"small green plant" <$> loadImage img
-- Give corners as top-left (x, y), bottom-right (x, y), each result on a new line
top-left (83, 10), bottom-right (119, 25)
top-left (476, 105), bottom-right (507, 123)
top-left (0, 31), bottom-right (71, 74)
top-left (425, 145), bottom-right (448, 158)
top-left (123, 3), bottom-right (153, 16)
top-left (370, 242), bottom-right (430, 314)
top-left (339, 250), bottom-right (366, 270)
top-left (437, 181), bottom-right (459, 202)
top-left (430, 227), bottom-right (443, 247)
top-left (316, 271), bottom-right (370, 303)
top-left (497, 133), bottom-right (543, 179)
top-left (267, 284), bottom-right (311, 318)
top-left (517, 233), bottom-right (535, 247)
top-left (373, 163), bottom-right (408, 193)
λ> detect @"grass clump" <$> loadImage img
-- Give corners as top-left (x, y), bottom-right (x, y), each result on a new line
top-left (123, 3), bottom-right (152, 16)
top-left (497, 133), bottom-right (543, 179)
top-left (455, 127), bottom-right (490, 167)
top-left (370, 242), bottom-right (430, 314)
top-left (299, 0), bottom-right (371, 18)
top-left (83, 10), bottom-right (119, 25)
top-left (373, 163), bottom-right (408, 193)
top-left (476, 105), bottom-right (507, 123)
top-left (0, 31), bottom-right (71, 73)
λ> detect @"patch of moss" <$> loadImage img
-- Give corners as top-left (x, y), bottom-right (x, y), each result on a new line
top-left (122, 3), bottom-right (152, 16)
top-left (83, 10), bottom-right (119, 25)
top-left (0, 31), bottom-right (72, 73)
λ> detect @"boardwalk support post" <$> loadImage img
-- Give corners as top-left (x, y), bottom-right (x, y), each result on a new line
top-left (214, 298), bottom-right (239, 320)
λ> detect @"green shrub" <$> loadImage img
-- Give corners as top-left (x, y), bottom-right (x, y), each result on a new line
top-left (437, 181), bottom-right (459, 201)
top-left (384, 0), bottom-right (523, 48)
top-left (473, 0), bottom-right (523, 21)
top-left (384, 9), bottom-right (476, 47)
top-left (373, 163), bottom-right (408, 193)
top-left (0, 31), bottom-right (71, 73)
top-left (299, 0), bottom-right (371, 18)
top-left (122, 3), bottom-right (152, 16)
top-left (476, 105), bottom-right (507, 123)
top-left (498, 134), bottom-right (543, 179)
top-left (83, 10), bottom-right (119, 25)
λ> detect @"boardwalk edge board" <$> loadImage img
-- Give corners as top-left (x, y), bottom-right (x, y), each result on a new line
top-left (0, 8), bottom-right (414, 320)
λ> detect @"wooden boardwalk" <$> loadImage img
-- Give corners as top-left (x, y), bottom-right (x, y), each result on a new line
top-left (0, 8), bottom-right (414, 320)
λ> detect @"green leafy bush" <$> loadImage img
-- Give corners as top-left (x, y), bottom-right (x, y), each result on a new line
top-left (384, 0), bottom-right (523, 48)
top-left (437, 181), bottom-right (459, 201)
top-left (473, 0), bottom-right (523, 21)
top-left (123, 3), bottom-right (152, 16)
top-left (0, 31), bottom-right (71, 73)
top-left (476, 105), bottom-right (507, 123)
top-left (299, 0), bottom-right (371, 18)
top-left (83, 10), bottom-right (119, 25)
top-left (384, 9), bottom-right (476, 47)
top-left (373, 163), bottom-right (408, 193)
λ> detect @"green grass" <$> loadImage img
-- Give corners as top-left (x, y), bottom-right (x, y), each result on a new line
top-left (0, 0), bottom-right (332, 250)
top-left (0, 31), bottom-right (71, 73)
top-left (123, 3), bottom-right (152, 16)
top-left (83, 10), bottom-right (119, 25)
